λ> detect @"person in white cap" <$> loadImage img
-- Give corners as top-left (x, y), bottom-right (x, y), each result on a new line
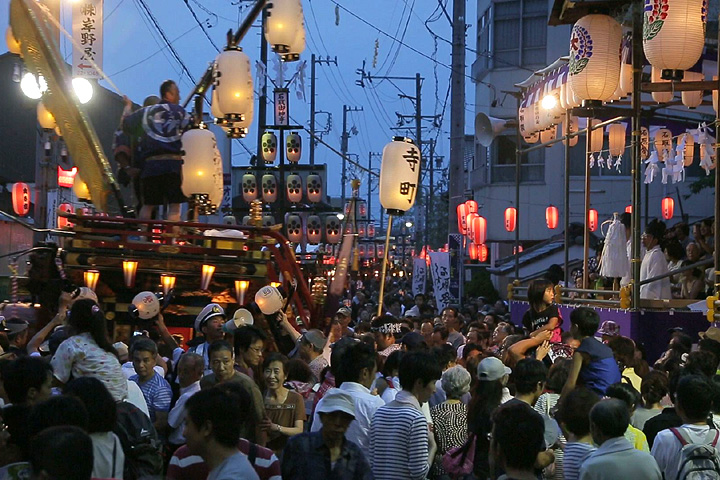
top-left (282, 388), bottom-right (373, 480)
top-left (3, 318), bottom-right (30, 357)
top-left (189, 304), bottom-right (227, 375)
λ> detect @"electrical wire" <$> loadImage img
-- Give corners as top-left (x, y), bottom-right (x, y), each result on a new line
top-left (182, 0), bottom-right (221, 53)
top-left (109, 25), bottom-right (200, 77)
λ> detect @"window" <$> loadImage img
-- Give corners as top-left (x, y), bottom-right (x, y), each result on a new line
top-left (491, 134), bottom-right (545, 183)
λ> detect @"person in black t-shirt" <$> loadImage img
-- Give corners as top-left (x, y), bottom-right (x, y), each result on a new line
top-left (522, 279), bottom-right (563, 343)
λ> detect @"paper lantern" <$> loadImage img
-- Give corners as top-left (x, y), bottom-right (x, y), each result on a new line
top-left (379, 137), bottom-right (421, 215)
top-left (286, 214), bottom-right (303, 243)
top-left (568, 14), bottom-right (622, 103)
top-left (265, 0), bottom-right (304, 54)
top-left (181, 128), bottom-right (223, 208)
top-left (242, 173), bottom-right (257, 202)
top-left (210, 88), bottom-right (226, 127)
top-left (234, 280), bottom-right (250, 305)
top-left (466, 212), bottom-right (479, 239)
top-left (643, 0), bottom-right (705, 75)
top-left (540, 125), bottom-right (558, 145)
top-left (367, 223), bottom-right (376, 238)
top-left (122, 260), bottom-right (138, 288)
top-left (465, 199), bottom-right (478, 214)
top-left (161, 274), bottom-right (177, 296)
top-left (84, 270), bottom-right (100, 291)
top-left (654, 128), bottom-right (673, 161)
top-left (6, 26), bottom-right (21, 55)
top-left (651, 67), bottom-right (673, 103)
top-left (504, 207), bottom-right (517, 232)
top-left (457, 203), bottom-right (469, 234)
top-left (358, 244), bottom-right (367, 259)
top-left (325, 216), bottom-right (341, 244)
top-left (565, 81), bottom-right (581, 108)
top-left (523, 131), bottom-right (540, 144)
top-left (681, 71), bottom-right (704, 108)
top-left (57, 203), bottom-right (74, 228)
top-left (358, 201), bottom-right (368, 220)
top-left (478, 244), bottom-right (489, 262)
top-left (255, 285), bottom-right (284, 315)
top-left (262, 131), bottom-right (278, 163)
top-left (281, 13), bottom-right (306, 61)
top-left (306, 173), bottom-right (322, 203)
top-left (200, 264), bottom-right (215, 291)
top-left (662, 196), bottom-right (675, 220)
top-left (307, 215), bottom-right (322, 244)
top-left (367, 244), bottom-right (376, 259)
top-left (57, 166), bottom-right (78, 188)
top-left (619, 61), bottom-right (633, 98)
top-left (625, 205), bottom-right (633, 213)
top-left (546, 205), bottom-right (559, 229)
top-left (640, 127), bottom-right (650, 160)
top-left (37, 102), bottom-right (56, 130)
top-left (377, 244), bottom-right (385, 259)
top-left (608, 123), bottom-right (626, 157)
top-left (562, 116), bottom-right (579, 147)
top-left (261, 174), bottom-right (278, 203)
top-left (262, 215), bottom-right (275, 227)
top-left (471, 216), bottom-right (487, 245)
top-left (468, 243), bottom-right (478, 260)
top-left (681, 132), bottom-right (695, 166)
top-left (12, 182), bottom-right (31, 216)
top-left (73, 175), bottom-right (91, 201)
top-left (286, 173), bottom-right (303, 203)
top-left (213, 48), bottom-right (253, 125)
top-left (358, 223), bottom-right (367, 238)
top-left (286, 132), bottom-right (301, 163)
top-left (588, 209), bottom-right (599, 232)
top-left (589, 119), bottom-right (604, 155)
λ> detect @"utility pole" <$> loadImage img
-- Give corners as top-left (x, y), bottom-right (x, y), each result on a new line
top-left (448, 0), bottom-right (466, 234)
top-left (425, 138), bottom-right (435, 249)
top-left (341, 105), bottom-right (363, 206)
top-left (310, 55), bottom-right (337, 165)
top-left (255, 8), bottom-right (268, 167)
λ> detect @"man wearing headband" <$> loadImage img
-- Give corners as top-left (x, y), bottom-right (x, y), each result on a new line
top-left (371, 315), bottom-right (403, 360)
top-left (640, 219), bottom-right (671, 300)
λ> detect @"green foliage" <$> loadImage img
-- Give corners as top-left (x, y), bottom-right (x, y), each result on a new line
top-left (465, 267), bottom-right (500, 303)
top-left (685, 170), bottom-right (715, 198)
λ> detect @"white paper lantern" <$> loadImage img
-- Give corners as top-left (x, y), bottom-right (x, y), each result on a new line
top-left (358, 222), bottom-right (367, 238)
top-left (306, 173), bottom-right (322, 203)
top-left (563, 116), bottom-right (579, 147)
top-left (559, 82), bottom-right (569, 109)
top-left (568, 14), bottom-right (622, 103)
top-left (643, 0), bottom-right (705, 74)
top-left (565, 81), bottom-right (580, 108)
top-left (241, 173), bottom-right (257, 203)
top-left (181, 128), bottom-right (223, 205)
top-left (681, 71), bottom-right (704, 108)
top-left (213, 48), bottom-right (253, 125)
top-left (366, 244), bottom-right (376, 259)
top-left (358, 244), bottom-right (367, 259)
top-left (262, 215), bottom-right (275, 227)
top-left (286, 214), bottom-right (303, 243)
top-left (261, 174), bottom-right (278, 203)
top-left (651, 67), bottom-right (674, 103)
top-left (286, 173), bottom-right (303, 203)
top-left (37, 102), bottom-right (56, 130)
top-left (286, 132), bottom-right (301, 163)
top-left (620, 61), bottom-right (633, 97)
top-left (281, 15), bottom-right (306, 62)
top-left (540, 125), bottom-right (557, 145)
top-left (655, 128), bottom-right (673, 160)
top-left (379, 137), bottom-right (421, 215)
top-left (377, 244), bottom-right (385, 259)
top-left (523, 131), bottom-right (540, 144)
top-left (590, 119), bottom-right (603, 154)
top-left (367, 223), bottom-right (376, 238)
top-left (265, 0), bottom-right (304, 54)
top-left (325, 216), bottom-right (341, 244)
top-left (307, 215), bottom-right (322, 244)
top-left (681, 132), bottom-right (695, 166)
top-left (608, 123), bottom-right (626, 156)
top-left (262, 131), bottom-right (278, 163)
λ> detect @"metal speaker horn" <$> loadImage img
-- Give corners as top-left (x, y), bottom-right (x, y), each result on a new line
top-left (474, 113), bottom-right (515, 147)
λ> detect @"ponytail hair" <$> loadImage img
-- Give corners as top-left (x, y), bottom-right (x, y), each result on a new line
top-left (68, 299), bottom-right (118, 358)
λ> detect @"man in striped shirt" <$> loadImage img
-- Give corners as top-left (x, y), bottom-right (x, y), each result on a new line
top-left (369, 351), bottom-right (442, 480)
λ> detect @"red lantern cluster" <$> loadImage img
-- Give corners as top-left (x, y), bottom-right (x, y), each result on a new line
top-left (661, 197), bottom-right (674, 220)
top-left (546, 205), bottom-right (559, 229)
top-left (468, 243), bottom-right (478, 260)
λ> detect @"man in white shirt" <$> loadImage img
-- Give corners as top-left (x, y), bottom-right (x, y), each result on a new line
top-left (168, 353), bottom-right (204, 448)
top-left (651, 375), bottom-right (718, 480)
top-left (640, 219), bottom-right (672, 300)
top-left (311, 342), bottom-right (384, 458)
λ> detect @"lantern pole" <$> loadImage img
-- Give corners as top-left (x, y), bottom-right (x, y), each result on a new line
top-left (377, 214), bottom-right (394, 317)
top-left (631, 1), bottom-right (643, 308)
top-left (715, 12), bottom-right (720, 299)
top-left (514, 95), bottom-right (522, 280)
top-left (564, 110), bottom-right (571, 282)
top-left (583, 119), bottom-right (592, 290)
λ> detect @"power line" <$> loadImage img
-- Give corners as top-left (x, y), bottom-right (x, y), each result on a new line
top-left (182, 0), bottom-right (220, 52)
top-left (109, 25), bottom-right (200, 76)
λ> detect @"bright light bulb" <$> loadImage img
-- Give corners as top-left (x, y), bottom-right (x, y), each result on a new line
top-left (405, 221), bottom-right (413, 228)
top-left (337, 213), bottom-right (345, 220)
top-left (20, 72), bottom-right (43, 99)
top-left (72, 77), bottom-right (93, 104)
top-left (541, 94), bottom-right (557, 111)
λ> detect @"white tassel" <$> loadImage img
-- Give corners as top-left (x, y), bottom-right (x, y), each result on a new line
top-left (645, 151), bottom-right (660, 184)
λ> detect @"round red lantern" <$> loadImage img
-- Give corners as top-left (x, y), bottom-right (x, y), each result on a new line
top-left (546, 205), bottom-right (559, 229)
top-left (478, 244), bottom-right (488, 262)
top-left (662, 197), bottom-right (674, 220)
top-left (57, 203), bottom-right (74, 228)
top-left (471, 216), bottom-right (487, 245)
top-left (466, 213), bottom-right (479, 239)
top-left (625, 205), bottom-right (632, 214)
top-left (457, 203), bottom-right (469, 235)
top-left (588, 209), bottom-right (599, 232)
top-left (465, 199), bottom-right (478, 214)
top-left (504, 207), bottom-right (517, 232)
top-left (468, 243), bottom-right (478, 260)
top-left (12, 182), bottom-right (31, 216)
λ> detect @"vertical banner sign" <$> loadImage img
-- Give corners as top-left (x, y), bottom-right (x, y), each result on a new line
top-left (274, 88), bottom-right (289, 126)
top-left (429, 252), bottom-right (452, 313)
top-left (72, 0), bottom-right (103, 79)
top-left (412, 258), bottom-right (427, 297)
top-left (448, 234), bottom-right (462, 305)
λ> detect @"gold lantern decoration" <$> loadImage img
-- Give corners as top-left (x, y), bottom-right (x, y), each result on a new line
top-left (261, 131), bottom-right (278, 163)
top-left (242, 173), bottom-right (258, 203)
top-left (122, 260), bottom-right (138, 288)
top-left (306, 215), bottom-right (322, 244)
top-left (306, 173), bottom-right (322, 203)
top-left (379, 137), bottom-right (421, 215)
top-left (160, 274), bottom-right (176, 296)
top-left (286, 132), bottom-right (301, 163)
top-left (286, 214), bottom-right (303, 243)
top-left (286, 173), bottom-right (303, 203)
top-left (261, 174), bottom-right (278, 203)
top-left (200, 265), bottom-right (216, 291)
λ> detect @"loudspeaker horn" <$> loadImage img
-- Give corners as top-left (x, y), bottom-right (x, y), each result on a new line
top-left (474, 113), bottom-right (516, 147)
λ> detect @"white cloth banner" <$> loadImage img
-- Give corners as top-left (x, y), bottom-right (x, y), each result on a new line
top-left (429, 252), bottom-right (452, 313)
top-left (412, 258), bottom-right (426, 297)
top-left (72, 0), bottom-right (103, 79)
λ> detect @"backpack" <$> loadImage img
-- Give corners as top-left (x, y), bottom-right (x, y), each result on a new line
top-left (113, 401), bottom-right (164, 480)
top-left (671, 427), bottom-right (720, 480)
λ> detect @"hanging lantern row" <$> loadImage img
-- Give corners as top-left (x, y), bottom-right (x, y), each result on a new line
top-left (280, 215), bottom-right (345, 244)
top-left (241, 172), bottom-right (323, 203)
top-left (468, 242), bottom-right (489, 262)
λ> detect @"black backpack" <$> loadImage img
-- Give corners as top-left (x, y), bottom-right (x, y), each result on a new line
top-left (113, 401), bottom-right (164, 480)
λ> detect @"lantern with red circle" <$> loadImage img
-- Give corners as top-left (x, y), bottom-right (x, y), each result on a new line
top-left (478, 244), bottom-right (488, 262)
top-left (546, 205), bottom-right (559, 229)
top-left (57, 203), bottom-right (74, 228)
top-left (588, 209), bottom-right (599, 232)
top-left (465, 199), bottom-right (478, 214)
top-left (468, 243), bottom-right (478, 260)
top-left (358, 223), bottom-right (367, 238)
top-left (662, 197), bottom-right (674, 220)
top-left (367, 223), bottom-right (376, 238)
top-left (457, 203), bottom-right (469, 235)
top-left (471, 216), bottom-right (487, 245)
top-left (12, 182), bottom-right (30, 216)
top-left (504, 207), bottom-right (517, 232)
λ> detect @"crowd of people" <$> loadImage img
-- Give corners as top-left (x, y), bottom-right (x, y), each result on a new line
top-left (1, 275), bottom-right (720, 480)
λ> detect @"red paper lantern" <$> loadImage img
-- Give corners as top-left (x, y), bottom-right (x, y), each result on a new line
top-left (471, 215), bottom-right (487, 245)
top-left (57, 203), bottom-right (74, 228)
top-left (466, 213), bottom-right (479, 239)
top-left (662, 197), bottom-right (674, 220)
top-left (625, 205), bottom-right (632, 214)
top-left (478, 244), bottom-right (488, 262)
top-left (457, 203), bottom-right (469, 235)
top-left (504, 207), bottom-right (517, 232)
top-left (546, 205), bottom-right (559, 229)
top-left (465, 199), bottom-right (478, 214)
top-left (12, 182), bottom-right (30, 216)
top-left (588, 209), bottom-right (599, 232)
top-left (468, 243), bottom-right (478, 260)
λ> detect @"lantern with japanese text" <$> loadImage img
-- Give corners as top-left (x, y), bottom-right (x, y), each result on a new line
top-left (261, 174), bottom-right (278, 203)
top-left (540, 125), bottom-right (558, 145)
top-left (286, 173), bottom-right (303, 203)
top-left (469, 243), bottom-right (478, 260)
top-left (563, 116), bottom-right (579, 147)
top-left (286, 214), bottom-right (303, 243)
top-left (213, 47), bottom-right (254, 126)
top-left (546, 205), bottom-right (559, 229)
top-left (471, 216), bottom-right (487, 245)
top-left (465, 199), bottom-right (478, 214)
top-left (457, 203), bottom-right (469, 235)
top-left (57, 166), bottom-right (78, 188)
top-left (57, 203), bottom-right (74, 229)
top-left (379, 137), bottom-right (421, 215)
top-left (265, 0), bottom-right (304, 54)
top-left (306, 173), bottom-right (322, 202)
top-left (307, 215), bottom-right (322, 244)
top-left (242, 173), bottom-right (257, 202)
top-left (181, 128), bottom-right (223, 209)
top-left (286, 132), bottom-right (301, 163)
top-left (643, 0), bottom-right (706, 78)
top-left (590, 119), bottom-right (604, 154)
top-left (662, 196), bottom-right (675, 220)
top-left (682, 71), bottom-right (704, 108)
top-left (37, 102), bottom-right (56, 130)
top-left (641, 127), bottom-right (650, 160)
top-left (504, 207), bottom-right (517, 232)
top-left (655, 128), bottom-right (673, 161)
top-left (608, 123), bottom-right (626, 157)
top-left (12, 182), bottom-right (30, 216)
top-left (466, 212), bottom-right (479, 240)
top-left (325, 216), bottom-right (341, 244)
top-left (588, 209), bottom-right (599, 231)
top-left (73, 175), bottom-right (91, 201)
top-left (568, 14), bottom-right (622, 104)
top-left (367, 223), bottom-right (376, 238)
top-left (366, 244), bottom-right (376, 259)
top-left (681, 132), bottom-right (695, 166)
top-left (478, 244), bottom-right (489, 262)
top-left (261, 131), bottom-right (278, 163)
top-left (651, 67), bottom-right (673, 103)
